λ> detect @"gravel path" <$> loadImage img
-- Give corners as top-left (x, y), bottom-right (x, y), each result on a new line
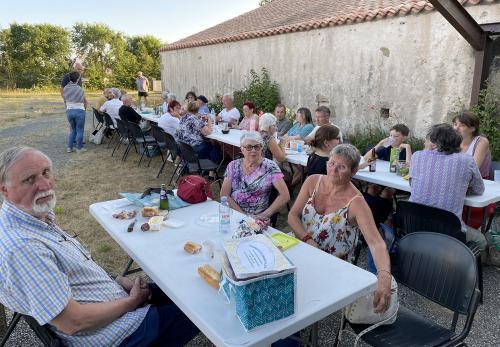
top-left (0, 111), bottom-right (499, 346)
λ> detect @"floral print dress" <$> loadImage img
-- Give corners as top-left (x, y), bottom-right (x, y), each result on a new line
top-left (301, 176), bottom-right (361, 260)
top-left (224, 158), bottom-right (283, 215)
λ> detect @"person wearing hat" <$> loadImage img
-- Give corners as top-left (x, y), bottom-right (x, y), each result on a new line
top-left (136, 71), bottom-right (149, 106)
top-left (197, 95), bottom-right (209, 115)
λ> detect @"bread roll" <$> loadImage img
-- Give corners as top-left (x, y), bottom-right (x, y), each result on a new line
top-left (184, 241), bottom-right (202, 254)
top-left (197, 264), bottom-right (220, 289)
top-left (142, 206), bottom-right (159, 217)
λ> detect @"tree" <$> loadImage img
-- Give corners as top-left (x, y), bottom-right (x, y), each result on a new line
top-left (127, 35), bottom-right (162, 81)
top-left (0, 23), bottom-right (71, 88)
top-left (259, 0), bottom-right (273, 6)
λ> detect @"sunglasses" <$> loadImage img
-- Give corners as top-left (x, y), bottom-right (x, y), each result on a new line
top-left (242, 144), bottom-right (263, 151)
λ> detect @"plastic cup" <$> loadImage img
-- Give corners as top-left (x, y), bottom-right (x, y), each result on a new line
top-left (494, 170), bottom-right (500, 182)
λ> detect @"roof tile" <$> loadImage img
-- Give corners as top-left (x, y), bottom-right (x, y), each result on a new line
top-left (160, 0), bottom-right (498, 52)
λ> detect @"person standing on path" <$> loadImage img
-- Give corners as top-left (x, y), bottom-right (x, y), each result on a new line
top-left (62, 72), bottom-right (87, 153)
top-left (136, 71), bottom-right (149, 107)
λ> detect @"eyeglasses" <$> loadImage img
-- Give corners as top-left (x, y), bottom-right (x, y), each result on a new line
top-left (242, 144), bottom-right (263, 151)
top-left (327, 161), bottom-right (349, 172)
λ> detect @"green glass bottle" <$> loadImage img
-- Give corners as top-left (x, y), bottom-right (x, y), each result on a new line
top-left (159, 184), bottom-right (169, 210)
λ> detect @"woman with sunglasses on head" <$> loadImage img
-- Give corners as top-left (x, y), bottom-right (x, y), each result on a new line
top-left (220, 131), bottom-right (290, 221)
top-left (288, 144), bottom-right (392, 314)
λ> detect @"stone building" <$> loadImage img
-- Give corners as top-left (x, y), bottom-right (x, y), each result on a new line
top-left (159, 0), bottom-right (500, 136)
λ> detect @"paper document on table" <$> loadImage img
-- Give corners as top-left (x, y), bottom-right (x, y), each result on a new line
top-left (223, 234), bottom-right (294, 280)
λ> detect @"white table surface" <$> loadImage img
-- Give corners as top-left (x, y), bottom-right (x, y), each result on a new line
top-left (90, 199), bottom-right (376, 347)
top-left (354, 160), bottom-right (500, 208)
top-left (139, 112), bottom-right (160, 123)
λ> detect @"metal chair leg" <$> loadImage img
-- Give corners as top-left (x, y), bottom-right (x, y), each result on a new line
top-left (121, 258), bottom-right (142, 277)
top-left (0, 312), bottom-right (22, 347)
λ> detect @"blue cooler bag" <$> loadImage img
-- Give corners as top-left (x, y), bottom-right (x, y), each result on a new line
top-left (220, 235), bottom-right (297, 331)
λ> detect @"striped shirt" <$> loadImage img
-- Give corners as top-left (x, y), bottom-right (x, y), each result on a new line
top-left (0, 201), bottom-right (149, 346)
top-left (409, 149), bottom-right (484, 231)
top-left (63, 82), bottom-right (85, 110)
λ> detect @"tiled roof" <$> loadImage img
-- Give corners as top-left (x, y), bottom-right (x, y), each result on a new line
top-left (160, 0), bottom-right (498, 52)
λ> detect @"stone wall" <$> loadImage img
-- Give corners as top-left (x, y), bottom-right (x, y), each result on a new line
top-left (160, 4), bottom-right (500, 137)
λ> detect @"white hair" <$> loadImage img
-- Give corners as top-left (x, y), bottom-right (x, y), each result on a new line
top-left (258, 113), bottom-right (277, 131)
top-left (0, 147), bottom-right (52, 185)
top-left (162, 91), bottom-right (170, 98)
top-left (240, 131), bottom-right (264, 146)
top-left (167, 93), bottom-right (176, 100)
top-left (331, 144), bottom-right (360, 170)
top-left (223, 93), bottom-right (233, 102)
top-left (111, 88), bottom-right (121, 99)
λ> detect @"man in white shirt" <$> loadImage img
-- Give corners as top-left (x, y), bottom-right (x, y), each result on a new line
top-left (304, 106), bottom-right (343, 144)
top-left (217, 93), bottom-right (240, 127)
top-left (100, 88), bottom-right (123, 127)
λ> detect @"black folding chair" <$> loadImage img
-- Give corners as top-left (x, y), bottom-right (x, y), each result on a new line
top-left (102, 112), bottom-right (117, 148)
top-left (149, 124), bottom-right (178, 180)
top-left (393, 200), bottom-right (484, 302)
top-left (178, 142), bottom-right (221, 187)
top-left (1, 312), bottom-right (62, 347)
top-left (92, 107), bottom-right (104, 131)
top-left (113, 119), bottom-right (135, 160)
top-left (342, 232), bottom-right (480, 347)
top-left (127, 121), bottom-right (160, 167)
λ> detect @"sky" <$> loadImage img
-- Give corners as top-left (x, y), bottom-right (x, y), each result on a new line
top-left (1, 0), bottom-right (260, 44)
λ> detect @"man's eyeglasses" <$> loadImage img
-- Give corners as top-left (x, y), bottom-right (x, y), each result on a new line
top-left (58, 231), bottom-right (92, 261)
top-left (242, 144), bottom-right (263, 151)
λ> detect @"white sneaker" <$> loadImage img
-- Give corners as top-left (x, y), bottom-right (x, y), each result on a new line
top-left (77, 148), bottom-right (87, 154)
top-left (67, 148), bottom-right (72, 153)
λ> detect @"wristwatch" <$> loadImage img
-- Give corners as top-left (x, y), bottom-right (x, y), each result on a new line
top-left (301, 234), bottom-right (312, 243)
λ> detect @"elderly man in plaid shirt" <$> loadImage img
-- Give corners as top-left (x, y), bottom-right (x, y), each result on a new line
top-left (0, 147), bottom-right (198, 346)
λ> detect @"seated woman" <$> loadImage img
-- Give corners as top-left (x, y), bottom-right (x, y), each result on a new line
top-left (288, 144), bottom-right (391, 311)
top-left (306, 125), bottom-right (341, 176)
top-left (239, 101), bottom-right (259, 131)
top-left (283, 107), bottom-right (314, 141)
top-left (158, 100), bottom-right (181, 140)
top-left (220, 131), bottom-right (290, 220)
top-left (175, 101), bottom-right (220, 163)
top-left (258, 113), bottom-right (286, 162)
top-left (452, 111), bottom-right (492, 179)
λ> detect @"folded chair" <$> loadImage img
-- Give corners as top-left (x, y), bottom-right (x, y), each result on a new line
top-left (91, 107), bottom-right (104, 131)
top-left (102, 112), bottom-right (117, 147)
top-left (113, 119), bottom-right (134, 160)
top-left (150, 124), bottom-right (179, 180)
top-left (0, 312), bottom-right (62, 347)
top-left (340, 232), bottom-right (480, 347)
top-left (393, 200), bottom-right (483, 303)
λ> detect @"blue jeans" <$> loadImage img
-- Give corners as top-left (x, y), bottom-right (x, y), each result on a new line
top-left (193, 142), bottom-right (221, 163)
top-left (66, 109), bottom-right (86, 150)
top-left (120, 284), bottom-right (199, 347)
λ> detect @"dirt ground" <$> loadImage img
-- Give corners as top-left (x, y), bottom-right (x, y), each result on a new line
top-left (0, 93), bottom-right (499, 346)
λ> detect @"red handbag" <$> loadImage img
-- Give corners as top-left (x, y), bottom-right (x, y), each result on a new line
top-left (177, 175), bottom-right (213, 204)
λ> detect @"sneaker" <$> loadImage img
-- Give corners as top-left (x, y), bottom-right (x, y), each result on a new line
top-left (67, 148), bottom-right (72, 153)
top-left (76, 148), bottom-right (87, 154)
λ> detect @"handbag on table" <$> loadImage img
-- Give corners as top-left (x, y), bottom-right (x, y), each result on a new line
top-left (177, 175), bottom-right (213, 204)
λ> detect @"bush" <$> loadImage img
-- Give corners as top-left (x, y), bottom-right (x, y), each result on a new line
top-left (207, 94), bottom-right (223, 114)
top-left (471, 82), bottom-right (500, 161)
top-left (233, 68), bottom-right (280, 114)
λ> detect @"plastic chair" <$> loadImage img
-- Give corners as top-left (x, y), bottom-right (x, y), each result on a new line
top-left (178, 142), bottom-right (221, 187)
top-left (127, 122), bottom-right (161, 167)
top-left (393, 200), bottom-right (484, 302)
top-left (0, 312), bottom-right (62, 347)
top-left (149, 124), bottom-right (178, 180)
top-left (345, 232), bottom-right (481, 347)
top-left (112, 119), bottom-right (134, 160)
top-left (102, 112), bottom-right (117, 147)
top-left (91, 107), bottom-right (104, 131)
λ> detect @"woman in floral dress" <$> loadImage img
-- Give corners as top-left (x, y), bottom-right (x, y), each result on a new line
top-left (288, 144), bottom-right (391, 313)
top-left (220, 131), bottom-right (289, 219)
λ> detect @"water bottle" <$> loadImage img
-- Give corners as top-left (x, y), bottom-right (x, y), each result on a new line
top-left (219, 196), bottom-right (231, 234)
top-left (210, 108), bottom-right (216, 124)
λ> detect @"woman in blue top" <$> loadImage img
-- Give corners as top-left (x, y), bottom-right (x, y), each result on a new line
top-left (284, 107), bottom-right (314, 140)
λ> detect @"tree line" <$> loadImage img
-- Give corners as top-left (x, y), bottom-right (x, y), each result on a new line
top-left (0, 23), bottom-right (163, 90)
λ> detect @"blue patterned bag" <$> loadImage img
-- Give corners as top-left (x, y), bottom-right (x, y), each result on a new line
top-left (220, 261), bottom-right (296, 331)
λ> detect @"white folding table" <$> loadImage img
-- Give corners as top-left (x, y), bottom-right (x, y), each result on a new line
top-left (90, 199), bottom-right (376, 347)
